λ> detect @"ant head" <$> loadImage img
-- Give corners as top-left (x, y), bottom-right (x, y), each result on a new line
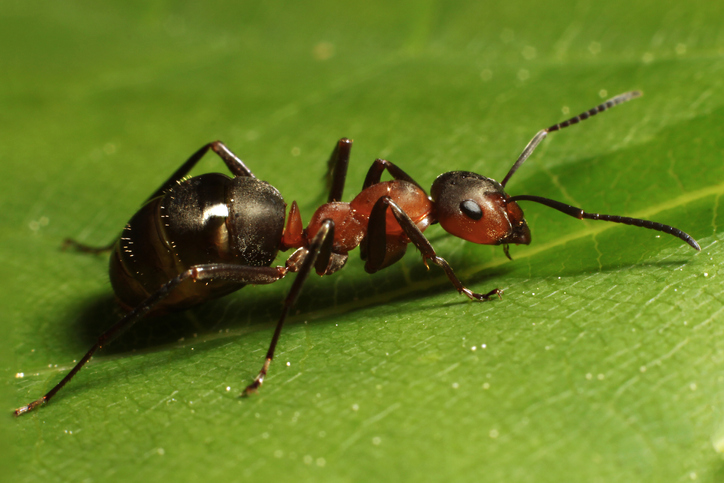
top-left (430, 171), bottom-right (531, 246)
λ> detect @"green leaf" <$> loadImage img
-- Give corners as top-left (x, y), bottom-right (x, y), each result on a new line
top-left (6, 1), bottom-right (724, 481)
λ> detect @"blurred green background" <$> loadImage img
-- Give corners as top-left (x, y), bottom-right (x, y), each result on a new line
top-left (4, 1), bottom-right (724, 481)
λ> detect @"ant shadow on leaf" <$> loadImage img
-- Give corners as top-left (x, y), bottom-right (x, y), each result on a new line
top-left (66, 246), bottom-right (511, 355)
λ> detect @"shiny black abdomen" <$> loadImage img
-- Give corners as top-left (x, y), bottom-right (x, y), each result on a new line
top-left (109, 173), bottom-right (286, 312)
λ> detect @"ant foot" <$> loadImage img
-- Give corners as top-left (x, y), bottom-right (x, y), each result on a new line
top-left (14, 397), bottom-right (45, 417)
top-left (241, 362), bottom-right (269, 397)
top-left (463, 288), bottom-right (503, 301)
top-left (62, 238), bottom-right (113, 254)
top-left (240, 383), bottom-right (259, 398)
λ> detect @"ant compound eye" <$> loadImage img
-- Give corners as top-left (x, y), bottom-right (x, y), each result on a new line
top-left (459, 199), bottom-right (483, 220)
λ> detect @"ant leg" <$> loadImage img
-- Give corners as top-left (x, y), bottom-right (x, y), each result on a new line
top-left (67, 142), bottom-right (255, 252)
top-left (324, 138), bottom-right (353, 202)
top-left (14, 264), bottom-right (287, 417)
top-left (363, 159), bottom-right (426, 192)
top-left (62, 238), bottom-right (117, 254)
top-left (367, 196), bottom-right (501, 301)
top-left (147, 141), bottom-right (255, 202)
top-left (243, 219), bottom-right (335, 396)
top-left (363, 199), bottom-right (409, 273)
top-left (508, 195), bottom-right (701, 251)
top-left (501, 91), bottom-right (642, 188)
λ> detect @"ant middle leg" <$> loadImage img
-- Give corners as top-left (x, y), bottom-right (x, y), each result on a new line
top-left (366, 196), bottom-right (501, 301)
top-left (324, 138), bottom-right (353, 202)
top-left (243, 219), bottom-right (336, 395)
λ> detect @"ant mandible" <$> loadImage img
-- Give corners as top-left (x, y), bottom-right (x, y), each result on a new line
top-left (15, 91), bottom-right (700, 416)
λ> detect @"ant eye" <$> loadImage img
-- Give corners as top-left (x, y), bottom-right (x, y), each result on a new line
top-left (460, 199), bottom-right (483, 220)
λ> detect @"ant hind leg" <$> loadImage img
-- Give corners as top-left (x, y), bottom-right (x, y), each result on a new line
top-left (14, 263), bottom-right (287, 416)
top-left (62, 237), bottom-right (117, 254)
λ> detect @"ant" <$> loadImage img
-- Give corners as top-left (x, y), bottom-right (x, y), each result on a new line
top-left (14, 91), bottom-right (700, 416)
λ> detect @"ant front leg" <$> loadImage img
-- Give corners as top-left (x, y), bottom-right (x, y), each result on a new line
top-left (14, 263), bottom-right (288, 416)
top-left (363, 159), bottom-right (426, 192)
top-left (366, 196), bottom-right (502, 301)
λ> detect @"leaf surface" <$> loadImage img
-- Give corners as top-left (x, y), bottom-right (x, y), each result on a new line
top-left (5, 1), bottom-right (724, 481)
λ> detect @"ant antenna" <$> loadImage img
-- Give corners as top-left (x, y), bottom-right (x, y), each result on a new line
top-left (500, 91), bottom-right (642, 188)
top-left (507, 194), bottom-right (701, 251)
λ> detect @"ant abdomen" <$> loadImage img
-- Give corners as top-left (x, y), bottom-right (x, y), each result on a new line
top-left (111, 174), bottom-right (286, 312)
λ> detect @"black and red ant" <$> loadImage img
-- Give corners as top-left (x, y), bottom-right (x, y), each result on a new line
top-left (15, 91), bottom-right (699, 416)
